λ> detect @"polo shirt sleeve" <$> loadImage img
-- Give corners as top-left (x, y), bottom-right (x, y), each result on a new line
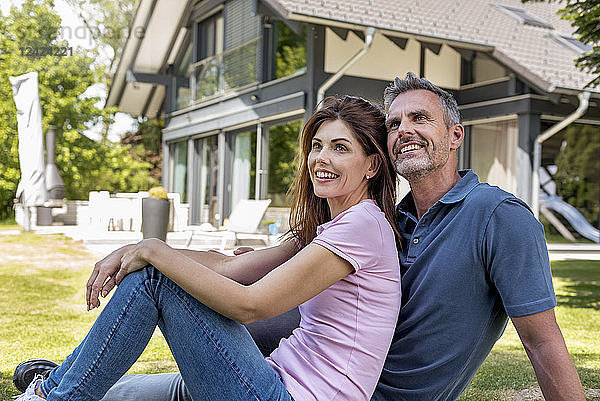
top-left (312, 208), bottom-right (382, 272)
top-left (483, 198), bottom-right (557, 317)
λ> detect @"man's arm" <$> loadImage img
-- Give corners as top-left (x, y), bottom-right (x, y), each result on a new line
top-left (511, 309), bottom-right (585, 401)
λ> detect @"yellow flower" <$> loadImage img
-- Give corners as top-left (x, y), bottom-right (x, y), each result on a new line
top-left (148, 186), bottom-right (168, 199)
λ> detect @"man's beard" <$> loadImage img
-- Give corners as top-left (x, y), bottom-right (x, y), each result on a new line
top-left (392, 134), bottom-right (450, 182)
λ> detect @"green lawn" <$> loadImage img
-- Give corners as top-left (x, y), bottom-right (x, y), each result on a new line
top-left (0, 233), bottom-right (176, 401)
top-left (459, 260), bottom-right (600, 401)
top-left (1, 233), bottom-right (598, 400)
top-left (0, 218), bottom-right (18, 231)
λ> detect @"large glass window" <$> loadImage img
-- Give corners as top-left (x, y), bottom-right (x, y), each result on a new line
top-left (175, 41), bottom-right (192, 110)
top-left (192, 12), bottom-right (224, 100)
top-left (274, 22), bottom-right (306, 80)
top-left (230, 131), bottom-right (257, 210)
top-left (266, 121), bottom-right (301, 206)
top-left (169, 141), bottom-right (188, 202)
top-left (469, 119), bottom-right (518, 194)
top-left (194, 135), bottom-right (219, 226)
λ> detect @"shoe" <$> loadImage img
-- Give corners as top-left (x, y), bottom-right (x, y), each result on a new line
top-left (13, 359), bottom-right (58, 393)
top-left (13, 374), bottom-right (45, 400)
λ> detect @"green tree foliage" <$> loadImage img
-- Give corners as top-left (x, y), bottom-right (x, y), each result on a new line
top-left (63, 0), bottom-right (138, 139)
top-left (268, 122), bottom-right (301, 206)
top-left (63, 0), bottom-right (137, 84)
top-left (120, 118), bottom-right (163, 183)
top-left (0, 0), bottom-right (156, 219)
top-left (523, 0), bottom-right (599, 87)
top-left (553, 125), bottom-right (600, 226)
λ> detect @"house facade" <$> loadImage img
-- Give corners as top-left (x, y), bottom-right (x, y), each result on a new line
top-left (107, 0), bottom-right (600, 232)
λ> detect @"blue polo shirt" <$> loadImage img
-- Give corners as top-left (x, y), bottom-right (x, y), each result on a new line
top-left (372, 170), bottom-right (556, 401)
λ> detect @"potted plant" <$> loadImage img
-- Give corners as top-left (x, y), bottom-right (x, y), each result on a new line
top-left (142, 187), bottom-right (170, 241)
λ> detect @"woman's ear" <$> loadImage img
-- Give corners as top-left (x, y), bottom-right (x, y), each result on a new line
top-left (366, 154), bottom-right (381, 179)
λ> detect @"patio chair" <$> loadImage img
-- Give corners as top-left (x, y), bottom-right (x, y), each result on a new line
top-left (185, 199), bottom-right (272, 251)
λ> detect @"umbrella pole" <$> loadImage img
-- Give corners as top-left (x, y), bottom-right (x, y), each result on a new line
top-left (23, 205), bottom-right (31, 232)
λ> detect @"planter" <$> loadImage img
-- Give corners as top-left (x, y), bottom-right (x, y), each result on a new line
top-left (142, 197), bottom-right (170, 241)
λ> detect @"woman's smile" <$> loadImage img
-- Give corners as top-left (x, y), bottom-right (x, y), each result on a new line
top-left (308, 119), bottom-right (377, 216)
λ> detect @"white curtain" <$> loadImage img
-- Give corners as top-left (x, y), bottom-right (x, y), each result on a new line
top-left (231, 132), bottom-right (251, 211)
top-left (470, 119), bottom-right (518, 194)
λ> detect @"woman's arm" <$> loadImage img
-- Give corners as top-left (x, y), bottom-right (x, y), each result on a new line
top-left (174, 242), bottom-right (297, 285)
top-left (86, 242), bottom-right (295, 310)
top-left (117, 239), bottom-right (353, 324)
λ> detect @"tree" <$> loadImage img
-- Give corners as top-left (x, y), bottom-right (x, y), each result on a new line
top-left (523, 0), bottom-right (599, 87)
top-left (0, 0), bottom-right (157, 220)
top-left (63, 0), bottom-right (138, 139)
top-left (553, 125), bottom-right (600, 228)
top-left (120, 118), bottom-right (163, 183)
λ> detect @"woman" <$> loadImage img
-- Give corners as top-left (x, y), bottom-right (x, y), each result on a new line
top-left (17, 96), bottom-right (401, 401)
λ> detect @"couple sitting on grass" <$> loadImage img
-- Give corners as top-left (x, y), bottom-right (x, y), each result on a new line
top-left (15, 73), bottom-right (585, 401)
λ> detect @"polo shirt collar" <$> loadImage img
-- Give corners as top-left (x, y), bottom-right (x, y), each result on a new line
top-left (438, 169), bottom-right (480, 204)
top-left (397, 170), bottom-right (480, 218)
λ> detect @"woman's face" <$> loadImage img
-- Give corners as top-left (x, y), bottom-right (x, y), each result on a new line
top-left (308, 119), bottom-right (377, 216)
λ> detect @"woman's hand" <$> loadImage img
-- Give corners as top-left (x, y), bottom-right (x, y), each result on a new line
top-left (115, 238), bottom-right (164, 285)
top-left (87, 244), bottom-right (134, 311)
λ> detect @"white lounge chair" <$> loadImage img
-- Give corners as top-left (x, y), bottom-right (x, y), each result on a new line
top-left (185, 199), bottom-right (272, 250)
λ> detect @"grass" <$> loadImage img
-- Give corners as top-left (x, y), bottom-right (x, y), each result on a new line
top-left (0, 233), bottom-right (176, 401)
top-left (0, 233), bottom-right (598, 400)
top-left (0, 218), bottom-right (18, 231)
top-left (459, 260), bottom-right (600, 401)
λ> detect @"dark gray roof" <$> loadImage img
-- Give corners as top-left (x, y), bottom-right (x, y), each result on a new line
top-left (272, 0), bottom-right (597, 92)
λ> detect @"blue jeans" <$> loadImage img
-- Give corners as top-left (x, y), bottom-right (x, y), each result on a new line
top-left (39, 266), bottom-right (293, 401)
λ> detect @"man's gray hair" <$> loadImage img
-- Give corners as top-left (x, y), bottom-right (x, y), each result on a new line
top-left (383, 72), bottom-right (461, 128)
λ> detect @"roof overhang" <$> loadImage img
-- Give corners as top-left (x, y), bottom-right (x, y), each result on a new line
top-left (105, 0), bottom-right (191, 117)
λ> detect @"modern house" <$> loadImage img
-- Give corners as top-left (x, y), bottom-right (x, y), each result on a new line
top-left (106, 0), bottom-right (600, 232)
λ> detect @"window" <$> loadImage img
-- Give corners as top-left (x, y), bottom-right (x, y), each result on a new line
top-left (554, 33), bottom-right (593, 53)
top-left (496, 5), bottom-right (553, 29)
top-left (191, 0), bottom-right (263, 101)
top-left (194, 135), bottom-right (219, 226)
top-left (275, 22), bottom-right (306, 79)
top-left (192, 11), bottom-right (224, 99)
top-left (469, 119), bottom-right (518, 194)
top-left (267, 121), bottom-right (301, 206)
top-left (175, 41), bottom-right (192, 110)
top-left (169, 141), bottom-right (188, 202)
top-left (231, 131), bottom-right (257, 210)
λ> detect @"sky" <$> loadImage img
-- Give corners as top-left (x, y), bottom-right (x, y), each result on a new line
top-left (2, 0), bottom-right (137, 142)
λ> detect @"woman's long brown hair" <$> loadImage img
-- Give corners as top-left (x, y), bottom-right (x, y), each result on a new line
top-left (286, 96), bottom-right (401, 248)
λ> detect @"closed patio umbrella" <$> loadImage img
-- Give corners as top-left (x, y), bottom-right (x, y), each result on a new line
top-left (10, 71), bottom-right (48, 231)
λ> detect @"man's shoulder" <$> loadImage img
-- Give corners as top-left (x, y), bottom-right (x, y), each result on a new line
top-left (465, 182), bottom-right (530, 212)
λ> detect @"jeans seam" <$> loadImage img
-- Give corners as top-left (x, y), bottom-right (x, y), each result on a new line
top-left (158, 278), bottom-right (263, 401)
top-left (59, 285), bottom-right (147, 401)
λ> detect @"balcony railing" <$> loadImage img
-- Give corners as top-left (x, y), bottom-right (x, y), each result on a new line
top-left (189, 37), bottom-right (260, 102)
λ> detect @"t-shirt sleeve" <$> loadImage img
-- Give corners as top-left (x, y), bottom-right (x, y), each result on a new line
top-left (312, 208), bottom-right (384, 272)
top-left (483, 198), bottom-right (557, 317)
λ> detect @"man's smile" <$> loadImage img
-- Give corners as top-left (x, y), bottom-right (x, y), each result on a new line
top-left (400, 143), bottom-right (424, 154)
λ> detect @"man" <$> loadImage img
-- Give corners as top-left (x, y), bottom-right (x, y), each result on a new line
top-left (15, 73), bottom-right (585, 400)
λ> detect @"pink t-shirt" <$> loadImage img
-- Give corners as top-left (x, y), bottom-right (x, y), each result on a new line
top-left (266, 199), bottom-right (401, 401)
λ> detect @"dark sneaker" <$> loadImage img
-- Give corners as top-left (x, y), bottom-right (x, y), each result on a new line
top-left (13, 359), bottom-right (58, 393)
